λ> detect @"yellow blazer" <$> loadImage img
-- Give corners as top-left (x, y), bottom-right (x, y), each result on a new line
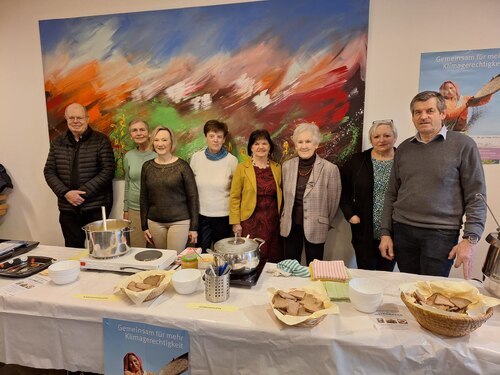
top-left (229, 158), bottom-right (282, 224)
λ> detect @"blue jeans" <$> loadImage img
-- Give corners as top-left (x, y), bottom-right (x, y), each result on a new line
top-left (393, 222), bottom-right (459, 277)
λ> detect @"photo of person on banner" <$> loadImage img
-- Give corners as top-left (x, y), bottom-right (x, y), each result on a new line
top-left (123, 351), bottom-right (189, 375)
top-left (439, 76), bottom-right (499, 132)
top-left (124, 352), bottom-right (155, 375)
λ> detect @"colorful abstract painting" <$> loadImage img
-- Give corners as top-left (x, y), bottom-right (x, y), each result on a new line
top-left (39, 0), bottom-right (369, 177)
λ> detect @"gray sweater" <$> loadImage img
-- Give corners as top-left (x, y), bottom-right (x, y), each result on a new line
top-left (380, 129), bottom-right (486, 237)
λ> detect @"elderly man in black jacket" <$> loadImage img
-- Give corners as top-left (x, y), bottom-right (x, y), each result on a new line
top-left (44, 103), bottom-right (115, 248)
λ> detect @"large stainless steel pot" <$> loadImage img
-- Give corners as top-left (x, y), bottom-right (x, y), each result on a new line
top-left (482, 232), bottom-right (500, 298)
top-left (82, 219), bottom-right (131, 259)
top-left (212, 236), bottom-right (265, 275)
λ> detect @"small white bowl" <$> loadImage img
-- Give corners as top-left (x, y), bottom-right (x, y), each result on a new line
top-left (349, 277), bottom-right (385, 313)
top-left (172, 269), bottom-right (201, 295)
top-left (48, 260), bottom-right (81, 285)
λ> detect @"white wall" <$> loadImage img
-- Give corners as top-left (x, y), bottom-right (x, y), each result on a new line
top-left (1, 0), bottom-right (499, 279)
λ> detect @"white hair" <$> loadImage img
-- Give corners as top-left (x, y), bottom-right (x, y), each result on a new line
top-left (292, 122), bottom-right (322, 145)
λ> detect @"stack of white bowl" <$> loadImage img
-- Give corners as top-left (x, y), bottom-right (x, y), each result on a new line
top-left (48, 260), bottom-right (81, 285)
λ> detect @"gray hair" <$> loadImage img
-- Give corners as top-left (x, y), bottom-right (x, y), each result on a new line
top-left (292, 122), bottom-right (322, 146)
top-left (128, 119), bottom-right (150, 131)
top-left (410, 91), bottom-right (446, 114)
top-left (368, 119), bottom-right (398, 140)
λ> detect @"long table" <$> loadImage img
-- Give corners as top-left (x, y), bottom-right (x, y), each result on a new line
top-left (0, 245), bottom-right (499, 374)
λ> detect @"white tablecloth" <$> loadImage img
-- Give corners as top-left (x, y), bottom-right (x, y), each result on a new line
top-left (0, 245), bottom-right (499, 374)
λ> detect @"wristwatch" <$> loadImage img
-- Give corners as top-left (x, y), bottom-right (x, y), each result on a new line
top-left (462, 234), bottom-right (480, 245)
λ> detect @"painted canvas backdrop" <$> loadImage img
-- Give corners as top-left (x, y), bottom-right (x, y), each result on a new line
top-left (39, 0), bottom-right (369, 177)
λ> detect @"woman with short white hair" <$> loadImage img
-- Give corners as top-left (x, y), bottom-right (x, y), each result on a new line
top-left (280, 122), bottom-right (342, 264)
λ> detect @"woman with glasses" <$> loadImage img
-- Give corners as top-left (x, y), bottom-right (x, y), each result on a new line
top-left (340, 119), bottom-right (398, 271)
top-left (280, 123), bottom-right (341, 265)
top-left (123, 119), bottom-right (156, 247)
top-left (140, 126), bottom-right (199, 252)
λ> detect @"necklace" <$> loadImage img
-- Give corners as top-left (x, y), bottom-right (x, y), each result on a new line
top-left (251, 157), bottom-right (269, 169)
top-left (298, 166), bottom-right (313, 176)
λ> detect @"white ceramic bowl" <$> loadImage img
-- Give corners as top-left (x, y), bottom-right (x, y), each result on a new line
top-left (172, 269), bottom-right (201, 295)
top-left (48, 260), bottom-right (81, 285)
top-left (349, 277), bottom-right (385, 313)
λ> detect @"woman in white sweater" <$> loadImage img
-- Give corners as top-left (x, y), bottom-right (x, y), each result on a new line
top-left (190, 120), bottom-right (238, 251)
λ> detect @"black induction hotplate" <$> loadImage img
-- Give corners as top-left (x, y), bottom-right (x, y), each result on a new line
top-left (230, 258), bottom-right (267, 288)
top-left (0, 239), bottom-right (40, 262)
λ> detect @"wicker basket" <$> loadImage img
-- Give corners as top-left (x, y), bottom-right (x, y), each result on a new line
top-left (270, 286), bottom-right (335, 328)
top-left (401, 292), bottom-right (493, 337)
top-left (294, 314), bottom-right (326, 328)
top-left (118, 270), bottom-right (173, 305)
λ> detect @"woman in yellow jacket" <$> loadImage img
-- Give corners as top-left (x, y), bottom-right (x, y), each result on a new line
top-left (230, 130), bottom-right (283, 262)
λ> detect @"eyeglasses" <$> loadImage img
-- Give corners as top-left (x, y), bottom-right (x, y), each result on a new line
top-left (372, 119), bottom-right (394, 126)
top-left (66, 116), bottom-right (86, 122)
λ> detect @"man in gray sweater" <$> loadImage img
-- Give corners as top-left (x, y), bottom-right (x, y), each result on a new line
top-left (379, 91), bottom-right (486, 279)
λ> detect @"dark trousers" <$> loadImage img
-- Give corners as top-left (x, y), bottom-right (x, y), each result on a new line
top-left (354, 239), bottom-right (396, 271)
top-left (393, 222), bottom-right (458, 277)
top-left (284, 223), bottom-right (324, 265)
top-left (59, 208), bottom-right (110, 248)
top-left (197, 214), bottom-right (232, 251)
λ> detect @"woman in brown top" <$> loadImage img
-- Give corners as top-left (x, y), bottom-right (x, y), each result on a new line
top-left (140, 127), bottom-right (199, 252)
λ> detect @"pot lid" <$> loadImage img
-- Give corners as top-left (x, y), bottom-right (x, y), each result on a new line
top-left (214, 237), bottom-right (260, 255)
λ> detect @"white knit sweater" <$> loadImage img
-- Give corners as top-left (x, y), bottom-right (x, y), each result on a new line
top-left (190, 149), bottom-right (238, 217)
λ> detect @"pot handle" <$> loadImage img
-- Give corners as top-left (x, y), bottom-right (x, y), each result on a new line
top-left (254, 238), bottom-right (266, 248)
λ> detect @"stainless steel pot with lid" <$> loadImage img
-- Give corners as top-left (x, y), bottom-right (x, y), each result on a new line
top-left (482, 231), bottom-right (500, 298)
top-left (212, 236), bottom-right (265, 275)
top-left (478, 193), bottom-right (500, 298)
top-left (82, 219), bottom-right (131, 259)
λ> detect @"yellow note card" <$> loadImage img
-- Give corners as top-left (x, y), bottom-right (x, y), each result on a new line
top-left (74, 294), bottom-right (122, 302)
top-left (70, 250), bottom-right (89, 260)
top-left (186, 302), bottom-right (239, 312)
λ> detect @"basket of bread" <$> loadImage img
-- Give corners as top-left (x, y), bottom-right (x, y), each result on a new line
top-left (400, 280), bottom-right (500, 337)
top-left (269, 281), bottom-right (339, 327)
top-left (116, 270), bottom-right (174, 304)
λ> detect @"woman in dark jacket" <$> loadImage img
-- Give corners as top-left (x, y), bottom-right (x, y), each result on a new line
top-left (340, 120), bottom-right (398, 271)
